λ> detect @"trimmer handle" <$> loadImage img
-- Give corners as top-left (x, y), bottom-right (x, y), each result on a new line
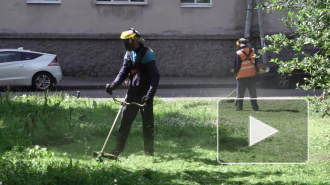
top-left (111, 94), bottom-right (146, 108)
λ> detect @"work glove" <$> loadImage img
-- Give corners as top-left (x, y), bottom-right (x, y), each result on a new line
top-left (105, 84), bottom-right (114, 95)
top-left (142, 95), bottom-right (152, 105)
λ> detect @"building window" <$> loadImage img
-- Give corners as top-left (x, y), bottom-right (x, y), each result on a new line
top-left (181, 0), bottom-right (212, 8)
top-left (27, 0), bottom-right (61, 4)
top-left (96, 0), bottom-right (147, 5)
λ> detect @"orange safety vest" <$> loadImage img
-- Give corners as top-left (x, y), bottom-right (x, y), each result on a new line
top-left (236, 47), bottom-right (256, 79)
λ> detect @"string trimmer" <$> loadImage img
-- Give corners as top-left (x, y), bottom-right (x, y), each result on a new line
top-left (93, 94), bottom-right (145, 162)
top-left (223, 89), bottom-right (237, 103)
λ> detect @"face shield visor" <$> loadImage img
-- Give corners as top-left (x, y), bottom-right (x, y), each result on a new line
top-left (122, 38), bottom-right (136, 51)
top-left (121, 29), bottom-right (144, 51)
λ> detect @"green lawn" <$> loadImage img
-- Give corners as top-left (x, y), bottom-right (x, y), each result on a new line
top-left (0, 93), bottom-right (329, 184)
top-left (218, 99), bottom-right (308, 163)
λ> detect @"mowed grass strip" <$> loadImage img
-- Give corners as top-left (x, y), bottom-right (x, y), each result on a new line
top-left (0, 93), bottom-right (329, 185)
top-left (218, 99), bottom-right (308, 163)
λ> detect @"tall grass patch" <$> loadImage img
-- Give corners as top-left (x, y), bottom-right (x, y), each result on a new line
top-left (0, 92), bottom-right (120, 152)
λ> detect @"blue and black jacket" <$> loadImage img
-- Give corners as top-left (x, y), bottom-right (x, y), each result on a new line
top-left (111, 44), bottom-right (160, 98)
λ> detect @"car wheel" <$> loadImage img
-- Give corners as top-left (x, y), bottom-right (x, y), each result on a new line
top-left (32, 72), bottom-right (54, 91)
top-left (275, 74), bottom-right (292, 89)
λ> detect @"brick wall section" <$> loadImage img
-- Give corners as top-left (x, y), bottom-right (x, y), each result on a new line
top-left (0, 34), bottom-right (270, 78)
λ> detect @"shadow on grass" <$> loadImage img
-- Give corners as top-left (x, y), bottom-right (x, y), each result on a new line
top-left (218, 136), bottom-right (248, 152)
top-left (1, 154), bottom-right (293, 185)
top-left (260, 109), bottom-right (300, 113)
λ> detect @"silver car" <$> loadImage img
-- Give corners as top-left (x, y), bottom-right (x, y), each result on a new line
top-left (0, 47), bottom-right (62, 91)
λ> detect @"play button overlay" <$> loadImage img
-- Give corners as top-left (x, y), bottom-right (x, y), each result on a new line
top-left (249, 116), bottom-right (278, 147)
top-left (217, 98), bottom-right (308, 164)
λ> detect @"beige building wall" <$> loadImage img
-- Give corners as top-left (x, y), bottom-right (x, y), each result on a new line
top-left (0, 0), bottom-right (290, 77)
top-left (0, 0), bottom-right (288, 36)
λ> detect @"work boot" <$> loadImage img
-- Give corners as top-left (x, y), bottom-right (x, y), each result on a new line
top-left (107, 141), bottom-right (124, 160)
top-left (143, 137), bottom-right (154, 156)
top-left (109, 133), bottom-right (126, 160)
top-left (144, 147), bottom-right (154, 156)
top-left (251, 99), bottom-right (259, 110)
top-left (236, 107), bottom-right (243, 111)
top-left (236, 100), bottom-right (243, 111)
top-left (143, 124), bottom-right (155, 156)
top-left (145, 151), bottom-right (154, 156)
top-left (105, 149), bottom-right (122, 160)
top-left (144, 140), bottom-right (154, 156)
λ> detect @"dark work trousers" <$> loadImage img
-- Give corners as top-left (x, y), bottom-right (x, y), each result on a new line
top-left (236, 76), bottom-right (259, 110)
top-left (115, 98), bottom-right (155, 155)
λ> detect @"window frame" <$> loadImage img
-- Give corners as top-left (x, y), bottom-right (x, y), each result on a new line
top-left (95, 0), bottom-right (148, 6)
top-left (181, 0), bottom-right (212, 8)
top-left (27, 0), bottom-right (61, 4)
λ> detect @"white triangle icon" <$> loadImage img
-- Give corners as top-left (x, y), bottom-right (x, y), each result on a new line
top-left (249, 116), bottom-right (278, 147)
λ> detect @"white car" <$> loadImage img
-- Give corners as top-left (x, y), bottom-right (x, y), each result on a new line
top-left (0, 47), bottom-right (62, 91)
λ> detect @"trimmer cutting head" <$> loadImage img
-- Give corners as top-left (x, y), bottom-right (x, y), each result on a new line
top-left (93, 151), bottom-right (119, 162)
top-left (92, 94), bottom-right (144, 163)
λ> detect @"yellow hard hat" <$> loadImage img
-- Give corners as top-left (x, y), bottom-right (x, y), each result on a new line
top-left (237, 38), bottom-right (248, 47)
top-left (120, 30), bottom-right (136, 39)
top-left (120, 28), bottom-right (145, 43)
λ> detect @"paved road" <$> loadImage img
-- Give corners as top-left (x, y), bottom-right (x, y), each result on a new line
top-left (72, 87), bottom-right (323, 98)
top-left (1, 87), bottom-right (323, 99)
